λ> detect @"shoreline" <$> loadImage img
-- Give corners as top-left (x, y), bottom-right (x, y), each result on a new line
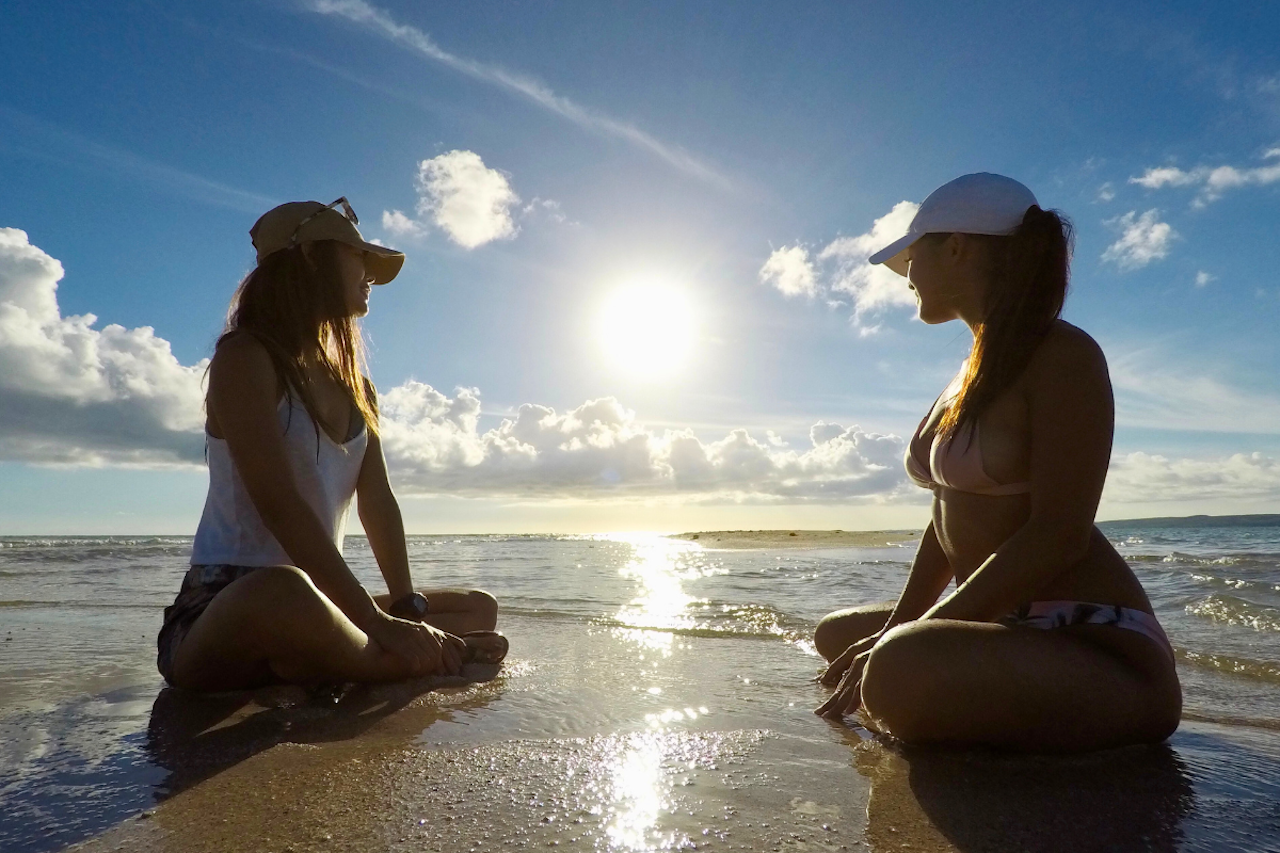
top-left (670, 528), bottom-right (919, 549)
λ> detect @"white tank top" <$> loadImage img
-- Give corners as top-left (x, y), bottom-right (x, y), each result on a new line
top-left (190, 396), bottom-right (368, 566)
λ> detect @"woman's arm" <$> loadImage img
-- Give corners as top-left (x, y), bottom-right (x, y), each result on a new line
top-left (924, 328), bottom-right (1113, 622)
top-left (819, 519), bottom-right (951, 684)
top-left (356, 428), bottom-right (414, 602)
top-left (208, 335), bottom-right (381, 628)
top-left (884, 519), bottom-right (954, 628)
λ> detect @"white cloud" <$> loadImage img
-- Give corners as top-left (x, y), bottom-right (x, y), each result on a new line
top-left (0, 227), bottom-right (917, 500)
top-left (759, 201), bottom-right (919, 328)
top-left (381, 209), bottom-right (427, 239)
top-left (759, 245), bottom-right (817, 298)
top-left (382, 150), bottom-right (521, 249)
top-left (307, 0), bottom-right (730, 189)
top-left (1130, 150), bottom-right (1280, 205)
top-left (378, 382), bottom-right (915, 501)
top-left (1106, 452), bottom-right (1280, 503)
top-left (0, 229), bottom-right (206, 467)
top-left (1101, 210), bottom-right (1177, 270)
top-left (1129, 167), bottom-right (1200, 190)
top-left (820, 201), bottom-right (920, 320)
top-left (1096, 182), bottom-right (1116, 202)
top-left (1195, 270), bottom-right (1216, 287)
top-left (417, 150), bottom-right (520, 249)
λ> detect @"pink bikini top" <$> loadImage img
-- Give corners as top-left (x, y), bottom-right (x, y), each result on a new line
top-left (904, 371), bottom-right (1032, 497)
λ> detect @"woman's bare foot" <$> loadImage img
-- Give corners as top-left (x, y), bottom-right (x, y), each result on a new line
top-left (461, 631), bottom-right (509, 665)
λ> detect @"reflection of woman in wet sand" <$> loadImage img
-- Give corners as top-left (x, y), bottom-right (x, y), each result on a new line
top-left (157, 199), bottom-right (507, 692)
top-left (814, 174), bottom-right (1180, 752)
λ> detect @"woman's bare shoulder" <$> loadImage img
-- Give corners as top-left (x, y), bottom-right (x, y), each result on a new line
top-left (1030, 320), bottom-right (1108, 377)
top-left (208, 332), bottom-right (278, 395)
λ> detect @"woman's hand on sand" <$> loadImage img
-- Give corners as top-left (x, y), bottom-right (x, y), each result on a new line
top-left (366, 612), bottom-right (465, 676)
top-left (815, 648), bottom-right (872, 719)
top-left (817, 633), bottom-right (880, 686)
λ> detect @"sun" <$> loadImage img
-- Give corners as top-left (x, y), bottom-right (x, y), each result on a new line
top-left (595, 280), bottom-right (696, 379)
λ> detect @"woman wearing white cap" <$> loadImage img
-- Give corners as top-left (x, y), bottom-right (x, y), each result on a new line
top-left (156, 198), bottom-right (507, 691)
top-left (813, 174), bottom-right (1180, 751)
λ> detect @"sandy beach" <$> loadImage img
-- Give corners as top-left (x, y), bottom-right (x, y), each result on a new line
top-left (5, 531), bottom-right (1280, 853)
top-left (60, 683), bottom-right (1280, 853)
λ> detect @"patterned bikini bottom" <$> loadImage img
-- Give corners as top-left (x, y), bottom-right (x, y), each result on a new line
top-left (999, 600), bottom-right (1174, 661)
top-left (156, 564), bottom-right (263, 684)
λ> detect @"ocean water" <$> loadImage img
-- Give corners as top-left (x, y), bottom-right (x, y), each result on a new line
top-left (2, 527), bottom-right (1280, 852)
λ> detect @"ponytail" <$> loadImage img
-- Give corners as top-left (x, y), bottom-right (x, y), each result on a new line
top-left (937, 205), bottom-right (1074, 442)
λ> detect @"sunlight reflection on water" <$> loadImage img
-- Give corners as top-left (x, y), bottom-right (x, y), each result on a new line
top-left (611, 535), bottom-right (718, 656)
top-left (604, 737), bottom-right (672, 851)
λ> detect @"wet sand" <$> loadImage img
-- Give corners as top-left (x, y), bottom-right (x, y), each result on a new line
top-left (61, 702), bottom-right (1280, 853)
top-left (53, 622), bottom-right (1280, 853)
top-left (671, 529), bottom-right (919, 549)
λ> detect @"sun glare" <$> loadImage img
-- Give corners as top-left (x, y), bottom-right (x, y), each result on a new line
top-left (595, 280), bottom-right (696, 379)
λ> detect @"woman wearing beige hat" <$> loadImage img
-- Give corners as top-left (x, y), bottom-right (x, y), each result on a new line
top-left (156, 198), bottom-right (507, 691)
top-left (813, 174), bottom-right (1181, 751)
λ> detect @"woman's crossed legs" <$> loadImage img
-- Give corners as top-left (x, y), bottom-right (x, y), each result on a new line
top-left (814, 604), bottom-right (1181, 752)
top-left (170, 565), bottom-right (499, 692)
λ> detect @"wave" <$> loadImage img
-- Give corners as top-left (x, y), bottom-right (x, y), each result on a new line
top-left (0, 600), bottom-right (159, 611)
top-left (591, 601), bottom-right (811, 643)
top-left (1186, 573), bottom-right (1280, 595)
top-left (1127, 552), bottom-right (1280, 569)
top-left (1185, 595), bottom-right (1280, 633)
top-left (1179, 710), bottom-right (1280, 732)
top-left (0, 537), bottom-right (192, 549)
top-left (1178, 649), bottom-right (1280, 684)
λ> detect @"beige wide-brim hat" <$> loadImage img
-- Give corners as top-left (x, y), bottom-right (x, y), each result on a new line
top-left (250, 200), bottom-right (405, 285)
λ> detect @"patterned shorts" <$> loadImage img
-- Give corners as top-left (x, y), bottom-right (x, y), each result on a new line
top-left (156, 564), bottom-right (264, 684)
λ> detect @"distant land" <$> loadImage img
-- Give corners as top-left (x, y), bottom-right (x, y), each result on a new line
top-left (1099, 514), bottom-right (1280, 529)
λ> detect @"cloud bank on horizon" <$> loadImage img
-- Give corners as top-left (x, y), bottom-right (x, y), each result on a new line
top-left (3, 228), bottom-right (1280, 507)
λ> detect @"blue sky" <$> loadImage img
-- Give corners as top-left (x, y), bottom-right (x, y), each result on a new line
top-left (2, 0), bottom-right (1279, 533)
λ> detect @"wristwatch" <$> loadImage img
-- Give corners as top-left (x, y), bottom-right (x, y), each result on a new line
top-left (389, 592), bottom-right (430, 621)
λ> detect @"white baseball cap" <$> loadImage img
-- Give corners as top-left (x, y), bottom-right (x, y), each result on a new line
top-left (867, 173), bottom-right (1039, 277)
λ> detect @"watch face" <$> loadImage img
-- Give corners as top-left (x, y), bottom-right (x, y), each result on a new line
top-left (397, 593), bottom-right (428, 619)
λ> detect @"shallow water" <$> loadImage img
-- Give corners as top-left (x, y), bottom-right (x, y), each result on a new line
top-left (2, 528), bottom-right (1280, 852)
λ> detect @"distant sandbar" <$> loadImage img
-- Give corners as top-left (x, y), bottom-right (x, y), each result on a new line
top-left (670, 529), bottom-right (918, 549)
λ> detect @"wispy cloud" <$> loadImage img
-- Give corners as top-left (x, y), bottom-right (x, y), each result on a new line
top-left (0, 104), bottom-right (275, 214)
top-left (1108, 345), bottom-right (1280, 434)
top-left (1101, 209), bottom-right (1177, 270)
top-left (760, 201), bottom-right (920, 332)
top-left (1130, 149), bottom-right (1280, 206)
top-left (383, 150), bottom-right (521, 249)
top-left (1195, 270), bottom-right (1216, 287)
top-left (306, 0), bottom-right (731, 189)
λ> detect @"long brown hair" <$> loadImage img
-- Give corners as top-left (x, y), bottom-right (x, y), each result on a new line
top-left (215, 239), bottom-right (379, 440)
top-left (936, 205), bottom-right (1074, 441)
